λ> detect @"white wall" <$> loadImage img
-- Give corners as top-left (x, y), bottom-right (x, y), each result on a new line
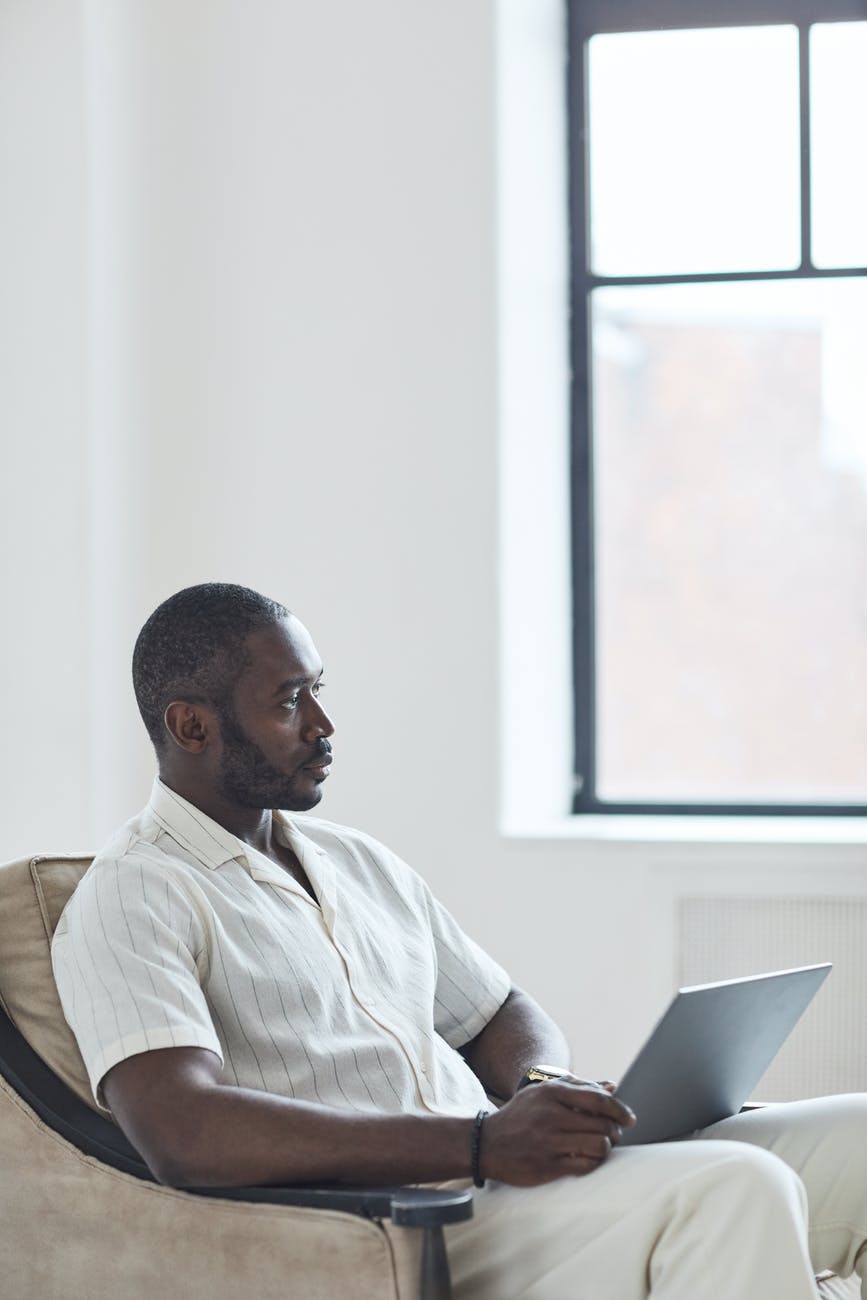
top-left (2, 0), bottom-right (865, 1080)
top-left (1, 0), bottom-right (90, 838)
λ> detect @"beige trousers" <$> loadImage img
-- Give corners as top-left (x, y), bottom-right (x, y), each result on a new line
top-left (445, 1094), bottom-right (867, 1300)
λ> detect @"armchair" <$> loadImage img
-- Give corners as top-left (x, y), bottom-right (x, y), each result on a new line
top-left (0, 853), bottom-right (471, 1300)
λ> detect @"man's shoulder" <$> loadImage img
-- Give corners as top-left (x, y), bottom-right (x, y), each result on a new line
top-left (86, 805), bottom-right (183, 877)
top-left (92, 805), bottom-right (161, 862)
top-left (64, 808), bottom-right (208, 918)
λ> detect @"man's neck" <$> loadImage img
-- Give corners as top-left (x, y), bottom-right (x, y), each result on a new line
top-left (158, 772), bottom-right (276, 855)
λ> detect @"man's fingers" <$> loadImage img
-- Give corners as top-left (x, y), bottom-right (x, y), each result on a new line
top-left (554, 1112), bottom-right (624, 1143)
top-left (566, 1133), bottom-right (611, 1160)
top-left (560, 1074), bottom-right (617, 1095)
top-left (557, 1134), bottom-right (613, 1174)
top-left (546, 1081), bottom-right (636, 1127)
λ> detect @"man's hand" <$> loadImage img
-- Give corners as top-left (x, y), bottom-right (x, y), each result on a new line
top-left (481, 1080), bottom-right (636, 1186)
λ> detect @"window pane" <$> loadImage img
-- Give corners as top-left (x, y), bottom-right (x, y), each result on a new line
top-left (810, 22), bottom-right (867, 269)
top-left (592, 279), bottom-right (867, 805)
top-left (587, 27), bottom-right (801, 277)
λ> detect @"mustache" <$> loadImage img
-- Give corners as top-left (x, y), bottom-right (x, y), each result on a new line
top-left (308, 739), bottom-right (333, 763)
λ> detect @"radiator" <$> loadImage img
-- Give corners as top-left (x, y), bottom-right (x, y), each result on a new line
top-left (678, 896), bottom-right (867, 1100)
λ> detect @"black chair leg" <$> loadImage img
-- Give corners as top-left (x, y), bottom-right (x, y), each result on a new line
top-left (419, 1224), bottom-right (452, 1300)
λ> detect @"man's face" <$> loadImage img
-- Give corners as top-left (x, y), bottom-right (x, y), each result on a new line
top-left (216, 616), bottom-right (334, 811)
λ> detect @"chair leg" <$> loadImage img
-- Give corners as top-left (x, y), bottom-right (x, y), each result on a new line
top-left (419, 1225), bottom-right (452, 1300)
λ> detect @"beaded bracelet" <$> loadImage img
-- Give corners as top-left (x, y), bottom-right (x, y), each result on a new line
top-left (471, 1109), bottom-right (489, 1188)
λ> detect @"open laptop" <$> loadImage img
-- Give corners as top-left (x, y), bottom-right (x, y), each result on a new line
top-left (614, 963), bottom-right (832, 1145)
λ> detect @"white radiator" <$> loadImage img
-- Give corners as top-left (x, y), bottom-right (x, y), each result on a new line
top-left (678, 896), bottom-right (867, 1101)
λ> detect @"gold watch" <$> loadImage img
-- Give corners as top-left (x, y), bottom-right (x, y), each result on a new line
top-left (516, 1064), bottom-right (570, 1090)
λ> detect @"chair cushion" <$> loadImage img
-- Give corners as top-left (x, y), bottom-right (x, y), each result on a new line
top-left (0, 855), bottom-right (96, 1109)
top-left (0, 1071), bottom-right (406, 1300)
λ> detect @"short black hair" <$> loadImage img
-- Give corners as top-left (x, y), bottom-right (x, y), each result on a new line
top-left (132, 583), bottom-right (289, 751)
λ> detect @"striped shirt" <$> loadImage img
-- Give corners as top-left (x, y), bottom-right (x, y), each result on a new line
top-left (51, 778), bottom-right (511, 1116)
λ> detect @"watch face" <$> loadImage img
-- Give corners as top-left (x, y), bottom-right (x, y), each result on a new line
top-left (526, 1065), bottom-right (569, 1084)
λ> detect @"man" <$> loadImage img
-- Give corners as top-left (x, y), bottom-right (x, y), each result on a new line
top-left (52, 583), bottom-right (867, 1299)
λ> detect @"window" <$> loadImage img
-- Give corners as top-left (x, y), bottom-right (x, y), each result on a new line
top-left (569, 0), bottom-right (867, 814)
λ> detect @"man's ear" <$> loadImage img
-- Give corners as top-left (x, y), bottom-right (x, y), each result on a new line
top-left (163, 701), bottom-right (215, 754)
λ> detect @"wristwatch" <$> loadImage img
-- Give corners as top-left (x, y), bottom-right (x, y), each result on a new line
top-left (516, 1063), bottom-right (570, 1090)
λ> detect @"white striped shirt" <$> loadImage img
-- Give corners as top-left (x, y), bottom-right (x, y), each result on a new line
top-left (51, 779), bottom-right (511, 1116)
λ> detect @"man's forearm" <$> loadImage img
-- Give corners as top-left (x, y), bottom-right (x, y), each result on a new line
top-left (460, 986), bottom-right (571, 1101)
top-left (104, 1048), bottom-right (476, 1189)
top-left (158, 1085), bottom-right (475, 1188)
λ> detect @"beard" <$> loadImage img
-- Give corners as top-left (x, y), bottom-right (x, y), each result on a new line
top-left (216, 708), bottom-right (328, 811)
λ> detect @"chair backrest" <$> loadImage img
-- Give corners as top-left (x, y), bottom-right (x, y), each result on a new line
top-left (0, 855), bottom-right (97, 1109)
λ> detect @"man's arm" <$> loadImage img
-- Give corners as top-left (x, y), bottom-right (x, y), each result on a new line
top-left (459, 985), bottom-right (571, 1100)
top-left (103, 1047), bottom-right (474, 1187)
top-left (103, 1043), bottom-right (634, 1190)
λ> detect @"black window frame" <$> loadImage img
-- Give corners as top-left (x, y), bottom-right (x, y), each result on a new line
top-left (568, 0), bottom-right (867, 816)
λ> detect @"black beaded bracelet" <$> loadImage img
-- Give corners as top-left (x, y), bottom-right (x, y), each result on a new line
top-left (471, 1108), bottom-right (489, 1188)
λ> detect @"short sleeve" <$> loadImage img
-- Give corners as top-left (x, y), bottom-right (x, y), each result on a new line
top-left (423, 886), bottom-right (511, 1049)
top-left (51, 858), bottom-right (223, 1110)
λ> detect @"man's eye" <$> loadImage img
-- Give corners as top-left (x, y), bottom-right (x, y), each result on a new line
top-left (281, 682), bottom-right (324, 709)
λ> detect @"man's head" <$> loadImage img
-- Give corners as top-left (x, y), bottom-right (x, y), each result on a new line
top-left (133, 583), bottom-right (334, 811)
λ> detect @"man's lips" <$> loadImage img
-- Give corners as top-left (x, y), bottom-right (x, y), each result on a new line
top-left (302, 750), bottom-right (333, 774)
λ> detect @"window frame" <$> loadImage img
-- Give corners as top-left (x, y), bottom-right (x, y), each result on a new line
top-left (568, 0), bottom-right (867, 816)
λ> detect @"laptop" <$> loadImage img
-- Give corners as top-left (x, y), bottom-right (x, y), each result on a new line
top-left (614, 963), bottom-right (832, 1145)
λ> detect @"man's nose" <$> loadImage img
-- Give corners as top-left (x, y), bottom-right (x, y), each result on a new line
top-left (302, 697), bottom-right (335, 741)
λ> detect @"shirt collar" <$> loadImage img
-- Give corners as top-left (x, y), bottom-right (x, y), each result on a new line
top-left (146, 779), bottom-right (337, 919)
top-left (149, 778), bottom-right (248, 869)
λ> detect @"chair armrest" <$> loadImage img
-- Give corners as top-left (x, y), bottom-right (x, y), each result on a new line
top-left (187, 1181), bottom-right (473, 1226)
top-left (0, 1002), bottom-right (472, 1227)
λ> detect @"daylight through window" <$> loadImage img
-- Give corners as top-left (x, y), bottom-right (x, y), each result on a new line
top-left (569, 1), bottom-right (867, 814)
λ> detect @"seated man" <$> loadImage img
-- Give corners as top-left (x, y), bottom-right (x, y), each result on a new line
top-left (52, 582), bottom-right (867, 1299)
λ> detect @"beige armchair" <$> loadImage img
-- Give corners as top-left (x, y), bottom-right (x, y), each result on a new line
top-left (0, 853), bottom-right (471, 1300)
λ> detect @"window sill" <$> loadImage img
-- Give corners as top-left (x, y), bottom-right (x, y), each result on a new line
top-left (501, 813), bottom-right (867, 846)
